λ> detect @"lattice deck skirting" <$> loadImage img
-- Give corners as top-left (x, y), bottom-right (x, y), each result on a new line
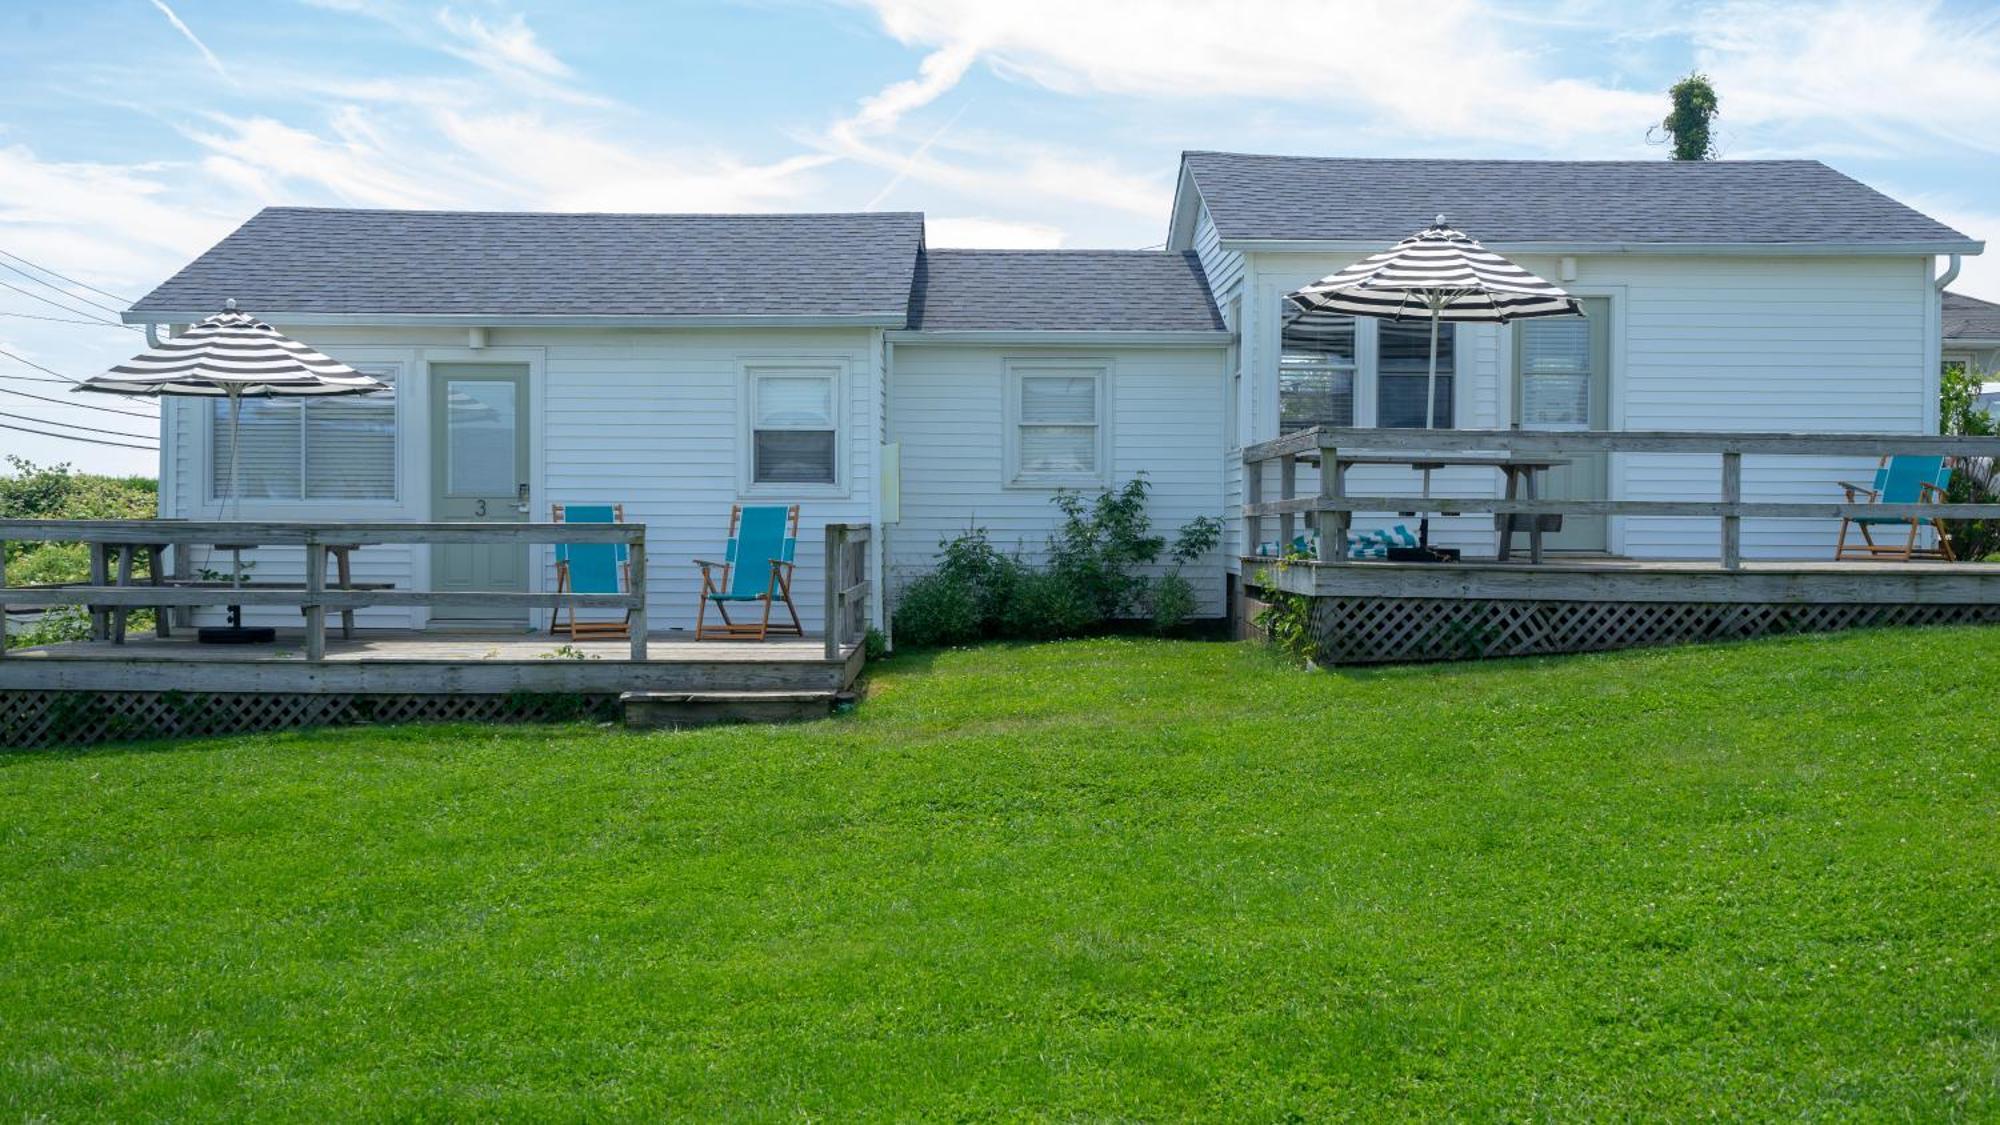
top-left (2, 691), bottom-right (619, 750)
top-left (1311, 597), bottom-right (2000, 665)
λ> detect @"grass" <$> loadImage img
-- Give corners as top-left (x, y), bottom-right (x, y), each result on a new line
top-left (3, 629), bottom-right (1998, 1119)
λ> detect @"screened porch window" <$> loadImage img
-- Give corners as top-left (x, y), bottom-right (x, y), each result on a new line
top-left (1280, 313), bottom-right (1356, 432)
top-left (1378, 320), bottom-right (1454, 429)
top-left (209, 368), bottom-right (397, 501)
top-left (750, 368), bottom-right (839, 485)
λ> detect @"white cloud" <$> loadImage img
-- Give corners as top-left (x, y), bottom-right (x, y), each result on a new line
top-left (924, 216), bottom-right (1065, 248)
top-left (435, 8), bottom-right (573, 82)
top-left (1693, 1), bottom-right (2000, 156)
top-left (855, 0), bottom-right (1662, 148)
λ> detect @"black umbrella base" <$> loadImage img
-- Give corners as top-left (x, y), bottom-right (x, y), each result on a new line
top-left (198, 604), bottom-right (275, 644)
top-left (198, 625), bottom-right (277, 644)
top-left (1387, 546), bottom-right (1462, 563)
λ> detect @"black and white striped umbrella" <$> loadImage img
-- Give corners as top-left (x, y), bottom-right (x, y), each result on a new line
top-left (75, 300), bottom-right (382, 398)
top-left (1288, 215), bottom-right (1580, 433)
top-left (76, 300), bottom-right (385, 519)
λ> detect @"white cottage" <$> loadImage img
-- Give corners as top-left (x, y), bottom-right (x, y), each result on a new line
top-left (129, 151), bottom-right (1980, 636)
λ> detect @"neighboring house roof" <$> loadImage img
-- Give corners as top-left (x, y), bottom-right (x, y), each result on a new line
top-left (906, 250), bottom-right (1223, 333)
top-left (1943, 290), bottom-right (2000, 343)
top-left (1179, 151), bottom-right (1981, 251)
top-left (126, 207), bottom-right (926, 325)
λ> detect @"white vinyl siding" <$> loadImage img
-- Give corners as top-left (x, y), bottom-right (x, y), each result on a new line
top-left (209, 364), bottom-right (397, 501)
top-left (1238, 249), bottom-right (1939, 561)
top-left (892, 343), bottom-right (1228, 616)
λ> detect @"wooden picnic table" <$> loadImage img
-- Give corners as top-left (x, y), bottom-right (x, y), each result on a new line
top-left (1302, 451), bottom-right (1571, 563)
top-left (85, 539), bottom-right (379, 643)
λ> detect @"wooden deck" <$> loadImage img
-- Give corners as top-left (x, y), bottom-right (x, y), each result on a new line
top-left (1252, 556), bottom-right (2000, 602)
top-left (1, 630), bottom-right (862, 694)
top-left (0, 630), bottom-right (864, 748)
top-left (1242, 556), bottom-right (2000, 664)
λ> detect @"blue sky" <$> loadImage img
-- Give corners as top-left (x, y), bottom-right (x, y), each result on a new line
top-left (5, 0), bottom-right (2000, 474)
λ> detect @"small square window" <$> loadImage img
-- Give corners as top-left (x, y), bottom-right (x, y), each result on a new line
top-left (748, 368), bottom-right (838, 486)
top-left (1009, 364), bottom-right (1106, 485)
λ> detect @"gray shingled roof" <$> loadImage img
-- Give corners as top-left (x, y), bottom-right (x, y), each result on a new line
top-left (908, 249), bottom-right (1222, 332)
top-left (1944, 290), bottom-right (2000, 341)
top-left (127, 207), bottom-right (925, 322)
top-left (1183, 152), bottom-right (1979, 248)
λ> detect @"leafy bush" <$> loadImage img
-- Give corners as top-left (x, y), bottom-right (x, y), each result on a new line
top-left (891, 475), bottom-right (1222, 648)
top-left (3, 458), bottom-right (158, 650)
top-left (1940, 362), bottom-right (2000, 560)
top-left (1251, 554), bottom-right (1317, 666)
top-left (891, 570), bottom-right (983, 649)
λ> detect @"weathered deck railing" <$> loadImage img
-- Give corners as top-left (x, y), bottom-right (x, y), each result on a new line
top-left (0, 520), bottom-right (648, 660)
top-left (1243, 427), bottom-right (2000, 569)
top-left (822, 523), bottom-right (873, 660)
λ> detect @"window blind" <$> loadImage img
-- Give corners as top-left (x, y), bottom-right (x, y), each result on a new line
top-left (1017, 374), bottom-right (1099, 475)
top-left (210, 369), bottom-right (397, 501)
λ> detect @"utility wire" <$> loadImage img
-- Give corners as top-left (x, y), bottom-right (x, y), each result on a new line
top-left (0, 418), bottom-right (156, 451)
top-left (0, 346), bottom-right (160, 419)
top-left (0, 308), bottom-right (141, 328)
top-left (0, 407), bottom-right (156, 442)
top-left (0, 248), bottom-right (134, 305)
top-left (0, 280), bottom-right (138, 329)
top-left (0, 258), bottom-right (128, 317)
top-left (0, 369), bottom-right (81, 385)
top-left (0, 381), bottom-right (161, 420)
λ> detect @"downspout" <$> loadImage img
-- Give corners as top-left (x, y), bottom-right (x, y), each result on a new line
top-left (1937, 253), bottom-right (1963, 291)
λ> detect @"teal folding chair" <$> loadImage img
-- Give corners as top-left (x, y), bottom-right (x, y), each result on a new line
top-left (549, 503), bottom-right (633, 640)
top-left (694, 504), bottom-right (803, 641)
top-left (1835, 455), bottom-right (1956, 561)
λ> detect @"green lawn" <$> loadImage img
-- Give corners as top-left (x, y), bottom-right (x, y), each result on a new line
top-left (3, 630), bottom-right (1997, 1119)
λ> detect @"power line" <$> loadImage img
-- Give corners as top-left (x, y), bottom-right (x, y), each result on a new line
top-left (0, 369), bottom-right (80, 385)
top-left (0, 308), bottom-right (141, 329)
top-left (0, 407), bottom-right (157, 442)
top-left (0, 279), bottom-right (137, 329)
top-left (0, 418), bottom-right (156, 451)
top-left (0, 258), bottom-right (128, 317)
top-left (0, 248), bottom-right (134, 305)
top-left (0, 381), bottom-right (160, 420)
top-left (0, 347), bottom-right (161, 420)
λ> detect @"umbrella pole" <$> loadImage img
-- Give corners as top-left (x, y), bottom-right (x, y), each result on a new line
top-left (226, 387), bottom-right (245, 631)
top-left (1419, 304), bottom-right (1442, 548)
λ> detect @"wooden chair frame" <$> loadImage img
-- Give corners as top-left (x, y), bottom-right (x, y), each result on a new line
top-left (548, 503), bottom-right (634, 641)
top-left (693, 504), bottom-right (804, 642)
top-left (1835, 458), bottom-right (1957, 562)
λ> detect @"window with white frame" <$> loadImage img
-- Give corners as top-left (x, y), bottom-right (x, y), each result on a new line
top-left (1280, 312), bottom-right (1357, 432)
top-left (1377, 320), bottom-right (1455, 429)
top-left (1009, 362), bottom-right (1106, 485)
top-left (749, 366), bottom-right (839, 485)
top-left (209, 365), bottom-right (398, 501)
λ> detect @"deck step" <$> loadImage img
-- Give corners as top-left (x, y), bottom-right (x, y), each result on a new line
top-left (620, 689), bottom-right (834, 729)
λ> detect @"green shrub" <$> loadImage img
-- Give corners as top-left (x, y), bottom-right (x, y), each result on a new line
top-left (892, 571), bottom-right (983, 649)
top-left (3, 458), bottom-right (158, 651)
top-left (1000, 569), bottom-right (1099, 639)
top-left (1150, 573), bottom-right (1198, 635)
top-left (893, 477), bottom-right (1223, 649)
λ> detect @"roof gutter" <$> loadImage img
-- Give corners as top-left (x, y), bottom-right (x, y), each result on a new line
top-left (122, 311), bottom-right (911, 329)
top-left (885, 329), bottom-right (1233, 347)
top-left (1219, 238), bottom-right (1987, 257)
top-left (1937, 253), bottom-right (1964, 291)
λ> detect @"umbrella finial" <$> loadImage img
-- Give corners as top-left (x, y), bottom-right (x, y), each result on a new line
top-left (1434, 213), bottom-right (1448, 228)
top-left (224, 297), bottom-right (238, 312)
